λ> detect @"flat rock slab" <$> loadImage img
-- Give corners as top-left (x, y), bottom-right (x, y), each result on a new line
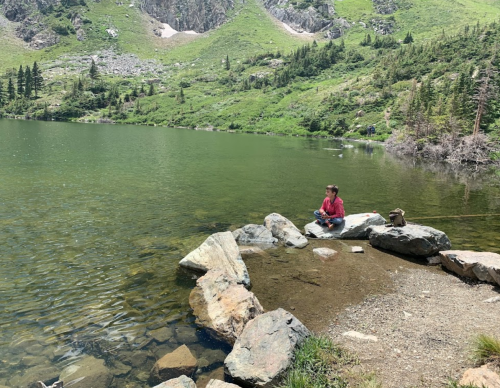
top-left (342, 331), bottom-right (378, 342)
top-left (153, 375), bottom-right (197, 388)
top-left (264, 213), bottom-right (308, 248)
top-left (224, 308), bottom-right (310, 387)
top-left (304, 213), bottom-right (386, 240)
top-left (59, 355), bottom-right (113, 388)
top-left (440, 250), bottom-right (500, 286)
top-left (351, 246), bottom-right (364, 253)
top-left (459, 365), bottom-right (500, 388)
top-left (150, 345), bottom-right (197, 384)
top-left (232, 224), bottom-right (278, 248)
top-left (313, 247), bottom-right (337, 260)
top-left (368, 224), bottom-right (451, 257)
top-left (189, 270), bottom-right (264, 344)
top-left (179, 231), bottom-right (250, 286)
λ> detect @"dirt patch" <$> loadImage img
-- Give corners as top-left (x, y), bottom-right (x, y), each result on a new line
top-left (327, 269), bottom-right (500, 387)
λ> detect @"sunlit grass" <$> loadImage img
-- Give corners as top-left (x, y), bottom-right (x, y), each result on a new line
top-left (472, 334), bottom-right (500, 365)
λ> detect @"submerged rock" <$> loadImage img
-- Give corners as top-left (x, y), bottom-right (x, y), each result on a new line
top-left (59, 355), bottom-right (113, 388)
top-left (179, 231), bottom-right (250, 286)
top-left (189, 270), bottom-right (264, 344)
top-left (440, 251), bottom-right (500, 286)
top-left (224, 308), bottom-right (310, 387)
top-left (264, 213), bottom-right (308, 248)
top-left (304, 213), bottom-right (386, 239)
top-left (232, 224), bottom-right (278, 248)
top-left (153, 375), bottom-right (197, 388)
top-left (368, 224), bottom-right (451, 257)
top-left (150, 345), bottom-right (197, 384)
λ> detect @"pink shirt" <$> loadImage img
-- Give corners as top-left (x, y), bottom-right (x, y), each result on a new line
top-left (321, 196), bottom-right (345, 219)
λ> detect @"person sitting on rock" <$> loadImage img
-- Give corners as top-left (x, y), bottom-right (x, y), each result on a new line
top-left (314, 185), bottom-right (345, 230)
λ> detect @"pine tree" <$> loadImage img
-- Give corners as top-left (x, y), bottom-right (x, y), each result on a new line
top-left (17, 65), bottom-right (24, 96)
top-left (148, 83), bottom-right (155, 96)
top-left (179, 87), bottom-right (185, 103)
top-left (140, 84), bottom-right (145, 95)
top-left (403, 32), bottom-right (414, 44)
top-left (0, 80), bottom-right (4, 107)
top-left (89, 58), bottom-right (99, 80)
top-left (24, 66), bottom-right (33, 98)
top-left (225, 55), bottom-right (230, 70)
top-left (32, 61), bottom-right (44, 97)
top-left (7, 78), bottom-right (15, 100)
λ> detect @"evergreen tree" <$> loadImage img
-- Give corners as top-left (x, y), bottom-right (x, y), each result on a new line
top-left (17, 65), bottom-right (24, 96)
top-left (179, 87), bottom-right (185, 103)
top-left (24, 66), bottom-right (33, 98)
top-left (89, 58), bottom-right (99, 80)
top-left (225, 55), bottom-right (230, 70)
top-left (7, 78), bottom-right (15, 100)
top-left (140, 84), bottom-right (145, 95)
top-left (32, 61), bottom-right (44, 97)
top-left (148, 83), bottom-right (155, 96)
top-left (131, 86), bottom-right (138, 98)
top-left (403, 32), bottom-right (414, 44)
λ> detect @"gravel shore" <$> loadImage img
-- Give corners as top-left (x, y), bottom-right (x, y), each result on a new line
top-left (327, 268), bottom-right (500, 388)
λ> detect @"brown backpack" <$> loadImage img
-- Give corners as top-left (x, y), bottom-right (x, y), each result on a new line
top-left (389, 208), bottom-right (406, 227)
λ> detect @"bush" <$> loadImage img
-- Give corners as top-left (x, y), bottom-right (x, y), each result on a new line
top-left (472, 334), bottom-right (500, 365)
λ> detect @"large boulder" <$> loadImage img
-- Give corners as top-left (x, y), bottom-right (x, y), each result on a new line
top-left (264, 213), bottom-right (308, 248)
top-left (179, 232), bottom-right (250, 286)
top-left (189, 270), bottom-right (264, 344)
top-left (368, 224), bottom-right (451, 257)
top-left (224, 308), bottom-right (310, 387)
top-left (304, 213), bottom-right (386, 239)
top-left (459, 365), bottom-right (500, 388)
top-left (153, 375), bottom-right (197, 388)
top-left (150, 345), bottom-right (197, 384)
top-left (59, 356), bottom-right (113, 388)
top-left (440, 251), bottom-right (500, 286)
top-left (232, 224), bottom-right (278, 248)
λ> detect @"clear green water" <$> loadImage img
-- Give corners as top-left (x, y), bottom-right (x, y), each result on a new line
top-left (1, 119), bottom-right (499, 387)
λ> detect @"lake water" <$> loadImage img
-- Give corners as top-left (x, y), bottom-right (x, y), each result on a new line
top-left (1, 119), bottom-right (500, 387)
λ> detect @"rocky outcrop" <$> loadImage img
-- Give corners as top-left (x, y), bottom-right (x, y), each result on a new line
top-left (29, 30), bottom-right (60, 49)
top-left (139, 0), bottom-right (234, 33)
top-left (224, 308), bottom-right (310, 387)
top-left (179, 231), bottom-right (250, 286)
top-left (368, 224), bottom-right (451, 257)
top-left (153, 375), bottom-right (197, 388)
top-left (59, 355), bottom-right (113, 388)
top-left (373, 0), bottom-right (398, 14)
top-left (189, 270), bottom-right (264, 344)
top-left (232, 224), bottom-right (278, 248)
top-left (305, 213), bottom-right (386, 239)
top-left (440, 251), bottom-right (500, 286)
top-left (324, 18), bottom-right (351, 39)
top-left (371, 17), bottom-right (395, 35)
top-left (263, 0), bottom-right (333, 33)
top-left (150, 345), bottom-right (197, 384)
top-left (16, 15), bottom-right (46, 42)
top-left (264, 213), bottom-right (308, 248)
top-left (459, 364), bottom-right (500, 388)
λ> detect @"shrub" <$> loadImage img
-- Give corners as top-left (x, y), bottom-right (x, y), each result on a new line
top-left (472, 334), bottom-right (500, 365)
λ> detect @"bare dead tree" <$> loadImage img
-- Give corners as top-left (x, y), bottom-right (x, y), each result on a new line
top-left (473, 56), bottom-right (498, 136)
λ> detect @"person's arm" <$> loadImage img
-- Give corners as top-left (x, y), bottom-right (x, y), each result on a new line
top-left (319, 199), bottom-right (329, 218)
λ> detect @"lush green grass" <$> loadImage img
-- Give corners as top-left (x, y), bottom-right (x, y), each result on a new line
top-left (278, 334), bottom-right (358, 388)
top-left (472, 334), bottom-right (500, 365)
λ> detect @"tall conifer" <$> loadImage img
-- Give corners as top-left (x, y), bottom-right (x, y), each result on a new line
top-left (0, 80), bottom-right (4, 106)
top-left (24, 66), bottom-right (33, 98)
top-left (32, 61), bottom-right (44, 97)
top-left (7, 78), bottom-right (15, 100)
top-left (17, 65), bottom-right (24, 96)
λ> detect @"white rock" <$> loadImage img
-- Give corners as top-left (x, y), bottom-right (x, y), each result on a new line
top-left (179, 232), bottom-right (250, 286)
top-left (342, 331), bottom-right (378, 342)
top-left (351, 246), bottom-right (364, 253)
top-left (305, 213), bottom-right (386, 240)
top-left (313, 248), bottom-right (337, 260)
top-left (483, 296), bottom-right (500, 303)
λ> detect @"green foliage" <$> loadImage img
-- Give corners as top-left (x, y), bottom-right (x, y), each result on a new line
top-left (472, 334), bottom-right (500, 365)
top-left (278, 334), bottom-right (357, 388)
top-left (89, 59), bottom-right (99, 80)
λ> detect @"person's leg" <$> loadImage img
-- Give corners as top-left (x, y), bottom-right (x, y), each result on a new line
top-left (314, 210), bottom-right (328, 225)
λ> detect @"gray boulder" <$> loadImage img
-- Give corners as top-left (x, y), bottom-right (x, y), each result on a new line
top-left (59, 355), bottom-right (113, 388)
top-left (232, 224), bottom-right (278, 248)
top-left (368, 224), bottom-right (451, 257)
top-left (440, 251), bottom-right (500, 286)
top-left (224, 308), bottom-right (310, 387)
top-left (264, 213), bottom-right (308, 248)
top-left (153, 375), bottom-right (197, 388)
top-left (179, 232), bottom-right (250, 286)
top-left (305, 213), bottom-right (386, 239)
top-left (189, 270), bottom-right (264, 344)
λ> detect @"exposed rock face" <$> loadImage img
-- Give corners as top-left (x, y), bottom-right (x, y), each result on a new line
top-left (324, 18), bottom-right (351, 39)
top-left (459, 364), bottom-right (500, 388)
top-left (59, 355), bottom-right (113, 388)
top-left (189, 270), bottom-right (264, 344)
top-left (368, 224), bottom-right (451, 257)
top-left (179, 231), bottom-right (250, 286)
top-left (305, 213), bottom-right (386, 239)
top-left (139, 0), bottom-right (234, 33)
top-left (440, 251), bottom-right (500, 286)
top-left (373, 0), bottom-right (398, 14)
top-left (153, 375), bottom-right (197, 388)
top-left (16, 15), bottom-right (46, 42)
top-left (29, 30), bottom-right (60, 49)
top-left (150, 345), bottom-right (198, 384)
top-left (224, 308), bottom-right (310, 387)
top-left (232, 224), bottom-right (278, 247)
top-left (263, 0), bottom-right (333, 33)
top-left (264, 213), bottom-right (308, 248)
top-left (371, 17), bottom-right (395, 34)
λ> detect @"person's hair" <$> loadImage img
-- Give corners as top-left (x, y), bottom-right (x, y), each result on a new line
top-left (326, 185), bottom-right (339, 195)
